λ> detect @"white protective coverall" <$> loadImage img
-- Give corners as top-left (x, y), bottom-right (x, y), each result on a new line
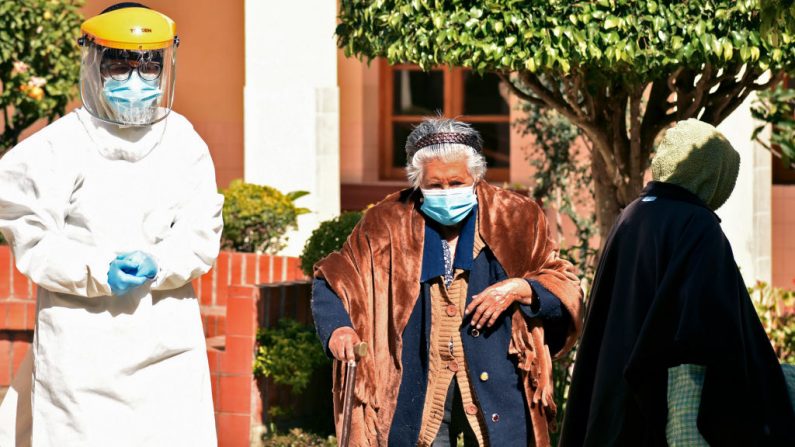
top-left (0, 107), bottom-right (222, 446)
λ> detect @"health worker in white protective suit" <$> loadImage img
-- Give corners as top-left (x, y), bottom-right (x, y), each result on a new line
top-left (0, 3), bottom-right (222, 446)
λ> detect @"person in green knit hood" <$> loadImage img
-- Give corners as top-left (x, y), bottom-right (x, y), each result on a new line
top-left (560, 119), bottom-right (795, 447)
top-left (651, 118), bottom-right (741, 211)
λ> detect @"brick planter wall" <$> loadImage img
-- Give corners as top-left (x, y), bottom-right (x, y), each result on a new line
top-left (0, 247), bottom-right (36, 398)
top-left (197, 251), bottom-right (306, 341)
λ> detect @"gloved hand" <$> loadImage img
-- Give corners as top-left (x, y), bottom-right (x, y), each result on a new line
top-left (108, 258), bottom-right (150, 296)
top-left (107, 251), bottom-right (158, 296)
top-left (118, 251), bottom-right (158, 279)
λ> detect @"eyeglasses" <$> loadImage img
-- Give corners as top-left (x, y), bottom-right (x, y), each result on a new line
top-left (100, 60), bottom-right (162, 82)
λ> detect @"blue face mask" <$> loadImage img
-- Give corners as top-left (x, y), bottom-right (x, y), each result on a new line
top-left (102, 72), bottom-right (162, 122)
top-left (420, 185), bottom-right (477, 226)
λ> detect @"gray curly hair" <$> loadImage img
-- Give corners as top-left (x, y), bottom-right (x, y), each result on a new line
top-left (405, 117), bottom-right (488, 188)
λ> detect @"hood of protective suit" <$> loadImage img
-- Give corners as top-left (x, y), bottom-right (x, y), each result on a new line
top-left (651, 119), bottom-right (740, 211)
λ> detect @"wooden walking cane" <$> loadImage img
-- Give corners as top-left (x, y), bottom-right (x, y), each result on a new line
top-left (340, 342), bottom-right (368, 447)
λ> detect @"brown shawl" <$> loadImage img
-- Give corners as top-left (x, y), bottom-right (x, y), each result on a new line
top-left (315, 182), bottom-right (583, 446)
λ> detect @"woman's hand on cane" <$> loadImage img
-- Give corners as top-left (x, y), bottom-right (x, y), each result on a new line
top-left (329, 326), bottom-right (362, 362)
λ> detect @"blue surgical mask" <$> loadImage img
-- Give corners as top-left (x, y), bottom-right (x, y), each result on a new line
top-left (102, 72), bottom-right (162, 122)
top-left (420, 185), bottom-right (477, 226)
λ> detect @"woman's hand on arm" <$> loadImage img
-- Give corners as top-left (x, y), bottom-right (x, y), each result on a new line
top-left (328, 327), bottom-right (362, 362)
top-left (465, 278), bottom-right (534, 330)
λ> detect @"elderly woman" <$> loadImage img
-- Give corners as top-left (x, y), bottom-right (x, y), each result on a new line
top-left (311, 118), bottom-right (583, 447)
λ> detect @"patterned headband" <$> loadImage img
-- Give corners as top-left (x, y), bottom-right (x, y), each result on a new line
top-left (413, 132), bottom-right (481, 152)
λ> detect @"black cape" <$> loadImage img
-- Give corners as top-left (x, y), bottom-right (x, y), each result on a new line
top-left (559, 181), bottom-right (795, 447)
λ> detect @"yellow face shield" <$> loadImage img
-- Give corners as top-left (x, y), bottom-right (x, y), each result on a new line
top-left (78, 6), bottom-right (179, 126)
top-left (80, 6), bottom-right (177, 51)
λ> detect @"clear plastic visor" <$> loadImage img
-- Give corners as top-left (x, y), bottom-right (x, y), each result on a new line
top-left (80, 42), bottom-right (177, 127)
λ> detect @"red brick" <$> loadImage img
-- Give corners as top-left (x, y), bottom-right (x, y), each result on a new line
top-left (216, 413), bottom-right (250, 447)
top-left (0, 247), bottom-right (11, 299)
top-left (5, 302), bottom-right (26, 330)
top-left (244, 253), bottom-right (257, 285)
top-left (294, 264), bottom-right (307, 281)
top-left (202, 314), bottom-right (214, 338)
top-left (200, 269), bottom-right (214, 307)
top-left (286, 257), bottom-right (300, 281)
top-left (191, 278), bottom-right (201, 298)
top-left (215, 252), bottom-right (231, 306)
top-left (217, 316), bottom-right (226, 339)
top-left (220, 335), bottom-right (254, 375)
top-left (211, 373), bottom-right (221, 412)
top-left (257, 255), bottom-right (272, 285)
top-left (230, 253), bottom-right (244, 285)
top-left (206, 349), bottom-right (221, 375)
top-left (11, 340), bottom-right (30, 374)
top-left (26, 302), bottom-right (36, 329)
top-left (272, 256), bottom-right (284, 283)
top-left (0, 338), bottom-right (12, 386)
top-left (12, 267), bottom-right (29, 299)
top-left (226, 295), bottom-right (256, 338)
top-left (219, 375), bottom-right (252, 414)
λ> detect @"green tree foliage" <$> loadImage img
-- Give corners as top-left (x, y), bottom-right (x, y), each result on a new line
top-left (299, 211), bottom-right (364, 277)
top-left (0, 0), bottom-right (84, 154)
top-left (751, 85), bottom-right (795, 170)
top-left (221, 180), bottom-right (309, 254)
top-left (337, 0), bottom-right (795, 240)
top-left (760, 0), bottom-right (795, 41)
top-left (254, 319), bottom-right (330, 394)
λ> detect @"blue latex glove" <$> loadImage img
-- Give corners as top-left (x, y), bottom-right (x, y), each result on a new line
top-left (108, 258), bottom-right (149, 296)
top-left (118, 251), bottom-right (158, 279)
top-left (108, 251), bottom-right (158, 296)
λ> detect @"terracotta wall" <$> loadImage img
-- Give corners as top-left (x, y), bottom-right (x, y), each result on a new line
top-left (772, 185), bottom-right (795, 290)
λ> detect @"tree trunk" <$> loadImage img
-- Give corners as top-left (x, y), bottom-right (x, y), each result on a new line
top-left (591, 150), bottom-right (623, 250)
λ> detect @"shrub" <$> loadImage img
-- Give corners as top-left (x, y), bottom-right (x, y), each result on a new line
top-left (300, 211), bottom-right (364, 277)
top-left (254, 319), bottom-right (330, 393)
top-left (262, 427), bottom-right (336, 447)
top-left (221, 180), bottom-right (309, 254)
top-left (1, 0), bottom-right (84, 154)
top-left (748, 281), bottom-right (795, 364)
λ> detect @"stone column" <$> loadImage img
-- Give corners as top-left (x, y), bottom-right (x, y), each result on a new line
top-left (716, 92), bottom-right (772, 286)
top-left (244, 0), bottom-right (340, 257)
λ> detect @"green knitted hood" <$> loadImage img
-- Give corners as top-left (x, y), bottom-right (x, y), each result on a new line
top-left (651, 119), bottom-right (740, 211)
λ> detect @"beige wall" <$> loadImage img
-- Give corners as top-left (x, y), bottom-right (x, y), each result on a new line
top-left (18, 1), bottom-right (245, 189)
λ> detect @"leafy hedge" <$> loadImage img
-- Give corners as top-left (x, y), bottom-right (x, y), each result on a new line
top-left (299, 211), bottom-right (364, 277)
top-left (253, 319), bottom-right (329, 393)
top-left (262, 427), bottom-right (336, 447)
top-left (749, 281), bottom-right (795, 363)
top-left (221, 180), bottom-right (309, 254)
